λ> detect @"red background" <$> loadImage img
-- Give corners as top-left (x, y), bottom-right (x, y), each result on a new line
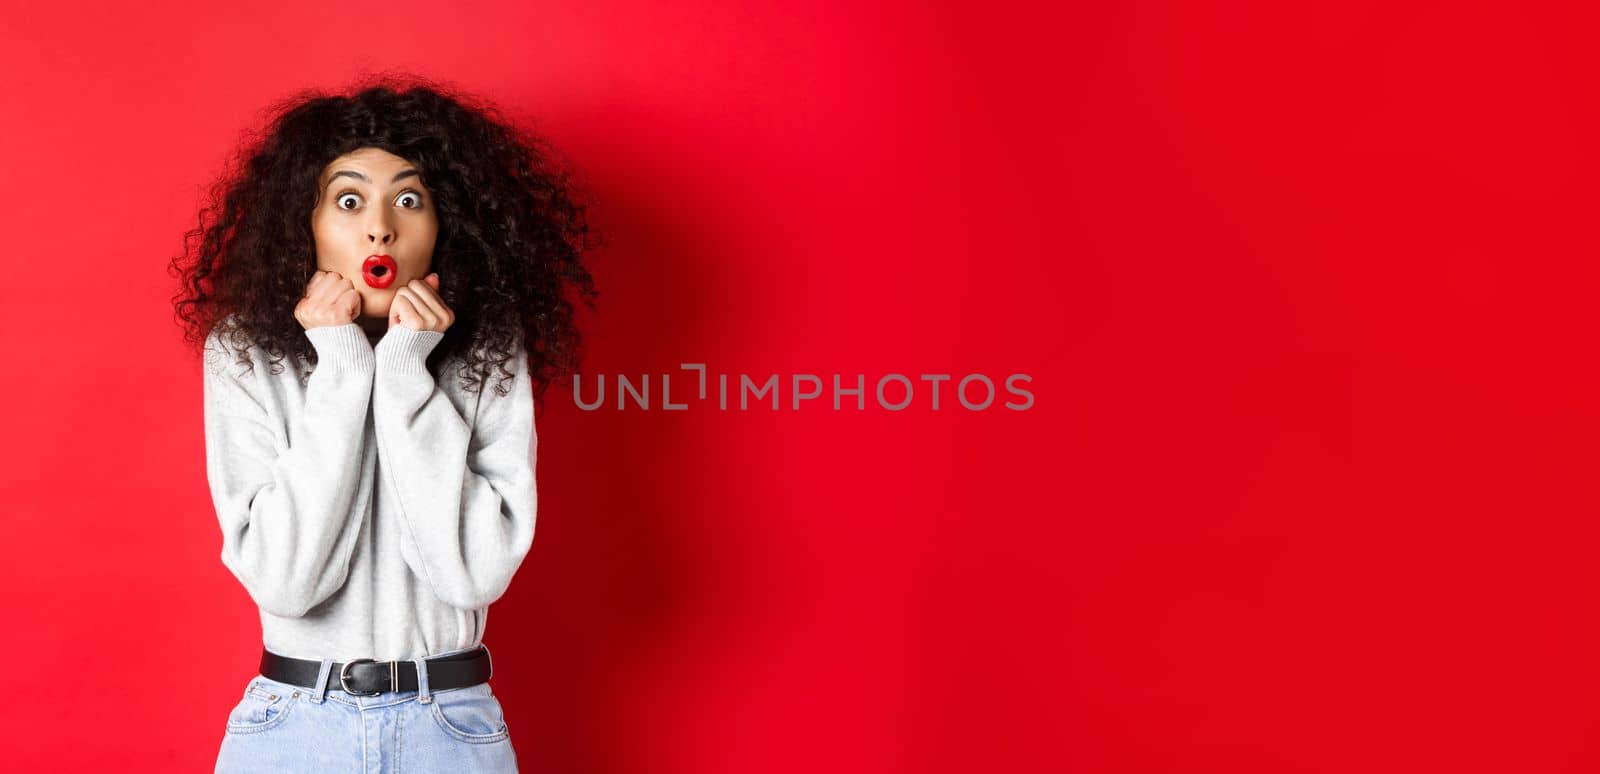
top-left (3, 1), bottom-right (1597, 771)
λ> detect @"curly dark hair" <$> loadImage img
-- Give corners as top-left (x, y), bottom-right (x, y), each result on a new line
top-left (169, 72), bottom-right (599, 412)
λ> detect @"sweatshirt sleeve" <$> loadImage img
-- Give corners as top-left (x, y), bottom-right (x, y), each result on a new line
top-left (371, 326), bottom-right (538, 611)
top-left (202, 323), bottom-right (377, 618)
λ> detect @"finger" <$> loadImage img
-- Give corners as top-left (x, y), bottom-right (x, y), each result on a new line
top-left (406, 279), bottom-right (449, 321)
top-left (409, 287), bottom-right (440, 329)
top-left (415, 278), bottom-right (452, 326)
top-left (337, 288), bottom-right (360, 319)
top-left (310, 270), bottom-right (342, 303)
top-left (395, 288), bottom-right (437, 329)
top-left (296, 275), bottom-right (321, 318)
top-left (303, 270), bottom-right (327, 298)
top-left (390, 293), bottom-right (417, 325)
top-left (318, 271), bottom-right (355, 305)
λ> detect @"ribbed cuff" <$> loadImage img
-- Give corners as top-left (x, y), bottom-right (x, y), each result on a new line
top-left (304, 323), bottom-right (376, 369)
top-left (374, 326), bottom-right (446, 379)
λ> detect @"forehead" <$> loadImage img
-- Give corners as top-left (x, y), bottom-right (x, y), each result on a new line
top-left (320, 147), bottom-right (418, 182)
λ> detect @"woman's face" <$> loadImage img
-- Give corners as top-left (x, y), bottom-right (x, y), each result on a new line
top-left (311, 147), bottom-right (438, 321)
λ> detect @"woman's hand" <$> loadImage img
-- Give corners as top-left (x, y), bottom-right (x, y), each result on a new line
top-left (389, 272), bottom-right (454, 333)
top-left (295, 270), bottom-right (362, 330)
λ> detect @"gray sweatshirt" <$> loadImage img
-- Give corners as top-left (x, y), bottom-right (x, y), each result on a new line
top-left (202, 320), bottom-right (537, 662)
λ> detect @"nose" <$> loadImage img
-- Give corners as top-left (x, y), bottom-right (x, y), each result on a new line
top-left (366, 212), bottom-right (395, 248)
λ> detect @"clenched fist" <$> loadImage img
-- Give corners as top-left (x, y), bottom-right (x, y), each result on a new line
top-left (389, 272), bottom-right (454, 334)
top-left (295, 270), bottom-right (363, 331)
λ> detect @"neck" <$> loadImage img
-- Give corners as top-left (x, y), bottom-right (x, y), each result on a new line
top-left (357, 315), bottom-right (387, 340)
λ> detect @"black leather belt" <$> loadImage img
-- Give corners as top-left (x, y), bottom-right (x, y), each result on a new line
top-left (259, 644), bottom-right (493, 696)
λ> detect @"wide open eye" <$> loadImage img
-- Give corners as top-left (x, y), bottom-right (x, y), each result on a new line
top-left (337, 192), bottom-right (362, 210)
top-left (397, 191), bottom-right (424, 209)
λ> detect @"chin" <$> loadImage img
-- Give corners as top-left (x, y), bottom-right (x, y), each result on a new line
top-left (356, 293), bottom-right (390, 311)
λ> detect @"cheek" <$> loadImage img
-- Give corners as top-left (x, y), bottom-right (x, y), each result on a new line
top-left (310, 213), bottom-right (338, 250)
top-left (411, 222), bottom-right (439, 269)
top-left (400, 257), bottom-right (430, 278)
top-left (311, 213), bottom-right (359, 263)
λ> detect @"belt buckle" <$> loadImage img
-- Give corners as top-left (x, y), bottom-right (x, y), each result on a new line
top-left (338, 658), bottom-right (396, 696)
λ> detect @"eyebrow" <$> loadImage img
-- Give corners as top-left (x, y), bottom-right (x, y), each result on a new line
top-left (326, 169), bottom-right (421, 187)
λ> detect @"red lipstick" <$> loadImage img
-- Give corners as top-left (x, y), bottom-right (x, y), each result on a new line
top-left (362, 254), bottom-right (399, 289)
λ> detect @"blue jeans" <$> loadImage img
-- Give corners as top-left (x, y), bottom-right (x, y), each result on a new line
top-left (214, 655), bottom-right (520, 773)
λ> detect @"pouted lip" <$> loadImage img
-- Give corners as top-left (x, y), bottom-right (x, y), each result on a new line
top-left (361, 254), bottom-right (401, 287)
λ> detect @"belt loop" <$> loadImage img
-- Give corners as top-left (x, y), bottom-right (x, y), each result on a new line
top-left (310, 658), bottom-right (334, 704)
top-left (413, 655), bottom-right (433, 704)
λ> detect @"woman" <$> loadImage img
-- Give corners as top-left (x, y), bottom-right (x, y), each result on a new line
top-left (170, 74), bottom-right (598, 772)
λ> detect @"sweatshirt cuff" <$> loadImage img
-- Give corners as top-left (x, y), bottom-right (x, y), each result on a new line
top-left (374, 326), bottom-right (445, 378)
top-left (304, 323), bottom-right (375, 369)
